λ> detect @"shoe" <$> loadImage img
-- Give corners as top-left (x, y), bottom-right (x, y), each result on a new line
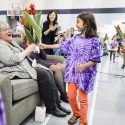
top-left (46, 108), bottom-right (67, 117)
top-left (58, 105), bottom-right (71, 115)
top-left (68, 115), bottom-right (80, 124)
top-left (60, 95), bottom-right (69, 103)
top-left (113, 60), bottom-right (115, 63)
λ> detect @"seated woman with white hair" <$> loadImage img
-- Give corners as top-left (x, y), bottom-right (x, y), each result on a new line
top-left (0, 21), bottom-right (71, 117)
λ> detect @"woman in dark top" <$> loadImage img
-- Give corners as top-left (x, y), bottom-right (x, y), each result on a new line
top-left (20, 38), bottom-right (68, 103)
top-left (42, 10), bottom-right (61, 55)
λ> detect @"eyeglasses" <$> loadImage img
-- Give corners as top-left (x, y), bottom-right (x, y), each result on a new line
top-left (0, 27), bottom-right (12, 32)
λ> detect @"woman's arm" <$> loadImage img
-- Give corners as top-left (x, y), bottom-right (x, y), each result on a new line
top-left (18, 44), bottom-right (37, 61)
top-left (0, 43), bottom-right (36, 66)
top-left (44, 28), bottom-right (51, 36)
top-left (44, 26), bottom-right (55, 36)
top-left (40, 43), bottom-right (60, 49)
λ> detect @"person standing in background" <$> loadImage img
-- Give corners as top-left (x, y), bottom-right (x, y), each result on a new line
top-left (109, 35), bottom-right (118, 63)
top-left (42, 10), bottom-right (61, 55)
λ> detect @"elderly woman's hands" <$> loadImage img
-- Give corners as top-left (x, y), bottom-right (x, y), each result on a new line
top-left (19, 44), bottom-right (37, 61)
top-left (26, 44), bottom-right (37, 53)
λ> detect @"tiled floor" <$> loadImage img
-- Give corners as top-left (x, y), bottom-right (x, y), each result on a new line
top-left (22, 55), bottom-right (125, 125)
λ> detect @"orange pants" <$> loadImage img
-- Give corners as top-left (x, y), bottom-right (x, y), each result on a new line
top-left (67, 83), bottom-right (88, 124)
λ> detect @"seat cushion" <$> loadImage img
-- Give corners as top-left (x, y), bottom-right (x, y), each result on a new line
top-left (11, 79), bottom-right (38, 101)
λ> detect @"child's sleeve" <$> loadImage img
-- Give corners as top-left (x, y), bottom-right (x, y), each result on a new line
top-left (59, 38), bottom-right (72, 54)
top-left (89, 39), bottom-right (101, 63)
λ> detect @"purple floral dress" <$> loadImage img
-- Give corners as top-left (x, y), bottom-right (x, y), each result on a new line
top-left (60, 35), bottom-right (101, 93)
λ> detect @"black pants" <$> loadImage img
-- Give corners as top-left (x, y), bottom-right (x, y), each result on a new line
top-left (109, 51), bottom-right (116, 61)
top-left (35, 68), bottom-right (61, 110)
top-left (12, 68), bottom-right (61, 110)
top-left (44, 49), bottom-right (53, 55)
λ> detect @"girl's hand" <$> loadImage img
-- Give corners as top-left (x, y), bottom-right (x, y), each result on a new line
top-left (76, 64), bottom-right (86, 72)
top-left (49, 26), bottom-right (55, 31)
top-left (39, 43), bottom-right (47, 49)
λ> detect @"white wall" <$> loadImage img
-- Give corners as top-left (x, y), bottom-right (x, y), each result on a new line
top-left (0, 0), bottom-right (35, 10)
top-left (42, 13), bottom-right (125, 33)
top-left (1, 0), bottom-right (125, 10)
top-left (1, 0), bottom-right (125, 37)
top-left (0, 15), bottom-right (7, 22)
top-left (40, 0), bottom-right (125, 10)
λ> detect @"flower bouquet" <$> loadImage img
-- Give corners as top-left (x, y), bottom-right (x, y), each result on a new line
top-left (20, 3), bottom-right (42, 45)
top-left (20, 4), bottom-right (42, 67)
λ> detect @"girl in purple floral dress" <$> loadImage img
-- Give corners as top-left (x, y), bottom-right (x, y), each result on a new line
top-left (40, 12), bottom-right (101, 125)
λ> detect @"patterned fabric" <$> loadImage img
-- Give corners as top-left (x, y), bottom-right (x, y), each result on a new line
top-left (0, 40), bottom-right (37, 80)
top-left (0, 91), bottom-right (6, 125)
top-left (60, 35), bottom-right (101, 93)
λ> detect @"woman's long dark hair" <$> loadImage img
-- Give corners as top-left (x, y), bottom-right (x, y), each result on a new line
top-left (46, 10), bottom-right (58, 25)
top-left (77, 12), bottom-right (97, 38)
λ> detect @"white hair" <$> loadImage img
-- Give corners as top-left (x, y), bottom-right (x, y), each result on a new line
top-left (0, 21), bottom-right (9, 32)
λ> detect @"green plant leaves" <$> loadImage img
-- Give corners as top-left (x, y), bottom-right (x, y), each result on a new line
top-left (114, 25), bottom-right (124, 40)
top-left (23, 11), bottom-right (42, 44)
top-left (35, 11), bottom-right (42, 26)
top-left (24, 26), bottom-right (35, 43)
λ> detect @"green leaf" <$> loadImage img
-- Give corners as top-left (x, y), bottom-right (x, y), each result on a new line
top-left (24, 26), bottom-right (35, 43)
top-left (123, 33), bottom-right (125, 38)
top-left (114, 25), bottom-right (124, 40)
top-left (24, 18), bottom-right (29, 28)
top-left (34, 33), bottom-right (39, 44)
top-left (33, 29), bottom-right (38, 44)
top-left (35, 11), bottom-right (42, 26)
top-left (23, 11), bottom-right (41, 43)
